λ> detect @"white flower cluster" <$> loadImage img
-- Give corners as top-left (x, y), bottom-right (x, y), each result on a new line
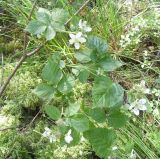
top-left (69, 19), bottom-right (92, 50)
top-left (42, 127), bottom-right (74, 144)
top-left (120, 17), bottom-right (147, 48)
top-left (126, 80), bottom-right (150, 116)
top-left (127, 98), bottom-right (147, 116)
top-left (42, 127), bottom-right (56, 143)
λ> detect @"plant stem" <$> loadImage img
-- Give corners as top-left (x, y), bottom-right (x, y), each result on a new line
top-left (65, 0), bottom-right (91, 25)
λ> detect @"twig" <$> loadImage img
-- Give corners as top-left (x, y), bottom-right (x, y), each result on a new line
top-left (0, 53), bottom-right (4, 86)
top-left (65, 0), bottom-right (91, 25)
top-left (22, 109), bottom-right (41, 131)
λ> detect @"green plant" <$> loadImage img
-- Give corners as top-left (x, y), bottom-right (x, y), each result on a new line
top-left (1, 0), bottom-right (160, 158)
top-left (24, 6), bottom-right (129, 158)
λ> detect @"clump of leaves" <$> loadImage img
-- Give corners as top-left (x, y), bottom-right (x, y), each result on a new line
top-left (26, 8), bottom-right (69, 40)
top-left (32, 29), bottom-right (127, 158)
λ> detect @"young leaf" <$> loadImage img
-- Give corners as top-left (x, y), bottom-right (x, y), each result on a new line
top-left (87, 107), bottom-right (106, 123)
top-left (42, 53), bottom-right (62, 85)
top-left (84, 128), bottom-right (116, 158)
top-left (87, 36), bottom-right (108, 54)
top-left (26, 8), bottom-right (68, 40)
top-left (25, 20), bottom-right (46, 35)
top-left (69, 114), bottom-right (90, 132)
top-left (45, 105), bottom-right (61, 120)
top-left (33, 83), bottom-right (55, 100)
top-left (99, 57), bottom-right (123, 72)
top-left (92, 76), bottom-right (124, 108)
top-left (107, 111), bottom-right (128, 128)
top-left (65, 102), bottom-right (80, 117)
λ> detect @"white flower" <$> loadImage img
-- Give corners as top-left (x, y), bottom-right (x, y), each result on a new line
top-left (78, 19), bottom-right (92, 33)
top-left (153, 108), bottom-right (159, 117)
top-left (129, 98), bottom-right (147, 116)
top-left (129, 149), bottom-right (137, 159)
top-left (112, 146), bottom-right (118, 151)
top-left (42, 127), bottom-right (52, 137)
top-left (69, 32), bottom-right (86, 49)
top-left (42, 127), bottom-right (57, 143)
top-left (49, 134), bottom-right (56, 143)
top-left (64, 129), bottom-right (73, 144)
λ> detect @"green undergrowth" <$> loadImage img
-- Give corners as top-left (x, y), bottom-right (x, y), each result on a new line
top-left (0, 0), bottom-right (160, 158)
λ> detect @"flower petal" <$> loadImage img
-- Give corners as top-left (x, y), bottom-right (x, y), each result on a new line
top-left (132, 108), bottom-right (139, 116)
top-left (144, 88), bottom-right (150, 94)
top-left (74, 42), bottom-right (80, 49)
top-left (138, 98), bottom-right (146, 105)
top-left (138, 104), bottom-right (147, 111)
top-left (76, 32), bottom-right (83, 38)
top-left (69, 38), bottom-right (75, 45)
top-left (85, 27), bottom-right (92, 32)
top-left (69, 33), bottom-right (75, 39)
top-left (79, 37), bottom-right (86, 43)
